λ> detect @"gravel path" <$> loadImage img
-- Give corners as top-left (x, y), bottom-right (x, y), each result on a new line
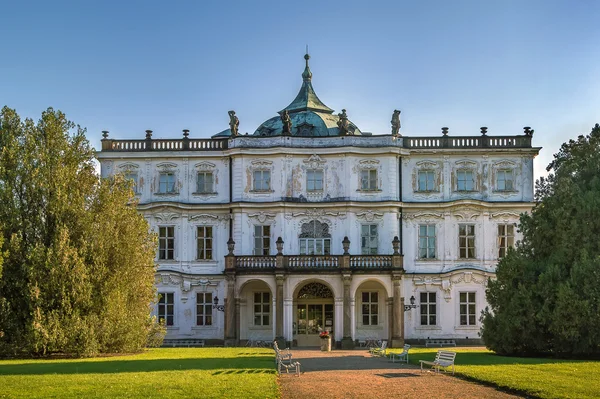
top-left (278, 349), bottom-right (522, 399)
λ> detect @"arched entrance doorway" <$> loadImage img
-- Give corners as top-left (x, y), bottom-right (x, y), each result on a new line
top-left (294, 282), bottom-right (334, 347)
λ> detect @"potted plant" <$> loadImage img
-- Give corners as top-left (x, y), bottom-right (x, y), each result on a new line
top-left (319, 330), bottom-right (331, 352)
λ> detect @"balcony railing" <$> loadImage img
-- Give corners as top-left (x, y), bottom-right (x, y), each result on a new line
top-left (233, 254), bottom-right (398, 271)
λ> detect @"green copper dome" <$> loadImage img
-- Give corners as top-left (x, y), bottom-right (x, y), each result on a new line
top-left (253, 54), bottom-right (363, 137)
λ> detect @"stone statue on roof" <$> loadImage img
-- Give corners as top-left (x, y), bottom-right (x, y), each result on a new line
top-left (337, 109), bottom-right (349, 136)
top-left (228, 110), bottom-right (239, 136)
top-left (281, 110), bottom-right (292, 136)
top-left (391, 110), bottom-right (401, 136)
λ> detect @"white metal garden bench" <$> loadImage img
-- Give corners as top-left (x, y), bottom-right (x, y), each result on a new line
top-left (389, 344), bottom-right (410, 363)
top-left (273, 341), bottom-right (293, 365)
top-left (369, 340), bottom-right (388, 357)
top-left (420, 350), bottom-right (457, 374)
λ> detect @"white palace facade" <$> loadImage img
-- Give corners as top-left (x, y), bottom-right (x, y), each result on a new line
top-left (98, 55), bottom-right (540, 348)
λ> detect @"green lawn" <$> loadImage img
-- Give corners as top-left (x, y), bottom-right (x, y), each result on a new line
top-left (389, 346), bottom-right (600, 399)
top-left (0, 348), bottom-right (278, 399)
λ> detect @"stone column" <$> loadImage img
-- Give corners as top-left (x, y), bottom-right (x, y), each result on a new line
top-left (391, 275), bottom-right (404, 348)
top-left (275, 274), bottom-right (286, 348)
top-left (224, 274), bottom-right (237, 346)
top-left (341, 274), bottom-right (355, 349)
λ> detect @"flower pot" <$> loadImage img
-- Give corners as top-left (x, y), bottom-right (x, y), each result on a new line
top-left (320, 337), bottom-right (331, 352)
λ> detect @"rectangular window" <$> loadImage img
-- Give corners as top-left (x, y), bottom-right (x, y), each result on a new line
top-left (459, 224), bottom-right (476, 259)
top-left (459, 292), bottom-right (476, 326)
top-left (254, 225), bottom-right (271, 255)
top-left (253, 170), bottom-right (271, 191)
top-left (159, 172), bottom-right (176, 193)
top-left (158, 292), bottom-right (174, 326)
top-left (418, 224), bottom-right (436, 259)
top-left (196, 172), bottom-right (214, 193)
top-left (417, 170), bottom-right (435, 191)
top-left (360, 169), bottom-right (377, 191)
top-left (306, 169), bottom-right (324, 191)
top-left (299, 238), bottom-right (331, 255)
top-left (196, 226), bottom-right (213, 260)
top-left (361, 224), bottom-right (378, 255)
top-left (457, 170), bottom-right (475, 191)
top-left (496, 170), bottom-right (514, 191)
top-left (361, 292), bottom-right (378, 326)
top-left (196, 292), bottom-right (213, 326)
top-left (420, 292), bottom-right (437, 326)
top-left (254, 292), bottom-right (270, 326)
top-left (124, 172), bottom-right (138, 193)
top-left (498, 224), bottom-right (515, 258)
top-left (158, 226), bottom-right (175, 260)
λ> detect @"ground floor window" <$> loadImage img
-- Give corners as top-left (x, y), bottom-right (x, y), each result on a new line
top-left (420, 292), bottom-right (437, 326)
top-left (158, 292), bottom-right (174, 326)
top-left (361, 291), bottom-right (378, 326)
top-left (459, 292), bottom-right (476, 326)
top-left (254, 292), bottom-right (270, 326)
top-left (196, 292), bottom-right (213, 326)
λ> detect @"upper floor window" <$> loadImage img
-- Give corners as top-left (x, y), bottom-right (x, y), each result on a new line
top-left (254, 292), bottom-right (270, 326)
top-left (158, 292), bottom-right (174, 326)
top-left (498, 224), bottom-right (515, 258)
top-left (361, 291), bottom-right (379, 326)
top-left (196, 172), bottom-right (214, 194)
top-left (299, 220), bottom-right (331, 255)
top-left (159, 172), bottom-right (176, 193)
top-left (417, 170), bottom-right (435, 192)
top-left (459, 224), bottom-right (476, 259)
top-left (124, 172), bottom-right (139, 193)
top-left (418, 224), bottom-right (436, 259)
top-left (254, 225), bottom-right (271, 255)
top-left (459, 292), bottom-right (476, 326)
top-left (496, 170), bottom-right (514, 191)
top-left (420, 292), bottom-right (437, 326)
top-left (158, 226), bottom-right (174, 260)
top-left (360, 169), bottom-right (378, 191)
top-left (196, 226), bottom-right (213, 260)
top-left (253, 170), bottom-right (271, 191)
top-left (196, 292), bottom-right (213, 326)
top-left (456, 170), bottom-right (475, 191)
top-left (306, 169), bottom-right (324, 191)
top-left (361, 224), bottom-right (378, 255)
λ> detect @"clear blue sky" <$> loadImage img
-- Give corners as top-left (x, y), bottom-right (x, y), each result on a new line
top-left (2, 0), bottom-right (599, 180)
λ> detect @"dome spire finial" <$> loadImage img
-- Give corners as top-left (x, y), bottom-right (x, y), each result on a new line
top-left (302, 50), bottom-right (312, 82)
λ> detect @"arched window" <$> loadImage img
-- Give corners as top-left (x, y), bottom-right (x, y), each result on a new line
top-left (299, 220), bottom-right (331, 255)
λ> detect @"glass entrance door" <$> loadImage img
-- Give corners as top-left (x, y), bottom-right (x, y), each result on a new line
top-left (295, 303), bottom-right (334, 346)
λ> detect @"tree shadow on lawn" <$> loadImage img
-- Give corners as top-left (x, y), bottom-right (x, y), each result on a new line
top-left (0, 356), bottom-right (275, 376)
top-left (409, 351), bottom-right (590, 367)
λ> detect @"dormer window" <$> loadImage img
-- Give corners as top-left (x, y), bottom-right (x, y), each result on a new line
top-left (456, 170), bottom-right (475, 191)
top-left (159, 172), bottom-right (176, 194)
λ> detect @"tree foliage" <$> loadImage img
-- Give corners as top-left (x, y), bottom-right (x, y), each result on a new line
top-left (482, 124), bottom-right (600, 356)
top-left (0, 106), bottom-right (163, 356)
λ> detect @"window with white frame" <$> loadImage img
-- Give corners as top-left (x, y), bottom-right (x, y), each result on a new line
top-left (498, 224), bottom-right (515, 258)
top-left (253, 170), bottom-right (271, 191)
top-left (417, 170), bottom-right (435, 191)
top-left (196, 172), bottom-right (214, 193)
top-left (196, 292), bottom-right (212, 326)
top-left (361, 292), bottom-right (378, 325)
top-left (254, 225), bottom-right (271, 255)
top-left (361, 224), bottom-right (378, 255)
top-left (459, 224), bottom-right (476, 259)
top-left (360, 169), bottom-right (378, 191)
top-left (254, 292), bottom-right (270, 326)
top-left (158, 226), bottom-right (175, 260)
top-left (459, 292), bottom-right (476, 326)
top-left (158, 292), bottom-right (174, 326)
top-left (306, 169), bottom-right (324, 191)
top-left (299, 220), bottom-right (331, 255)
top-left (496, 170), bottom-right (514, 191)
top-left (196, 226), bottom-right (213, 260)
top-left (456, 169), bottom-right (475, 191)
top-left (418, 224), bottom-right (436, 259)
top-left (158, 172), bottom-right (176, 193)
top-left (420, 292), bottom-right (437, 326)
top-left (124, 171), bottom-right (139, 193)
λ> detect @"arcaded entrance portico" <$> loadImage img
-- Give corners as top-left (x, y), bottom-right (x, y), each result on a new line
top-left (294, 282), bottom-right (334, 346)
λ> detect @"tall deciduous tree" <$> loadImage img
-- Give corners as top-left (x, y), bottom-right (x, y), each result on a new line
top-left (482, 124), bottom-right (600, 356)
top-left (0, 106), bottom-right (163, 356)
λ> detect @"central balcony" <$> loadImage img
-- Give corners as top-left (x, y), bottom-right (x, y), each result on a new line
top-left (225, 236), bottom-right (404, 274)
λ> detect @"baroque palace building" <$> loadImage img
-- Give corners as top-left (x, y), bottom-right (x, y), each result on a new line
top-left (98, 54), bottom-right (540, 348)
